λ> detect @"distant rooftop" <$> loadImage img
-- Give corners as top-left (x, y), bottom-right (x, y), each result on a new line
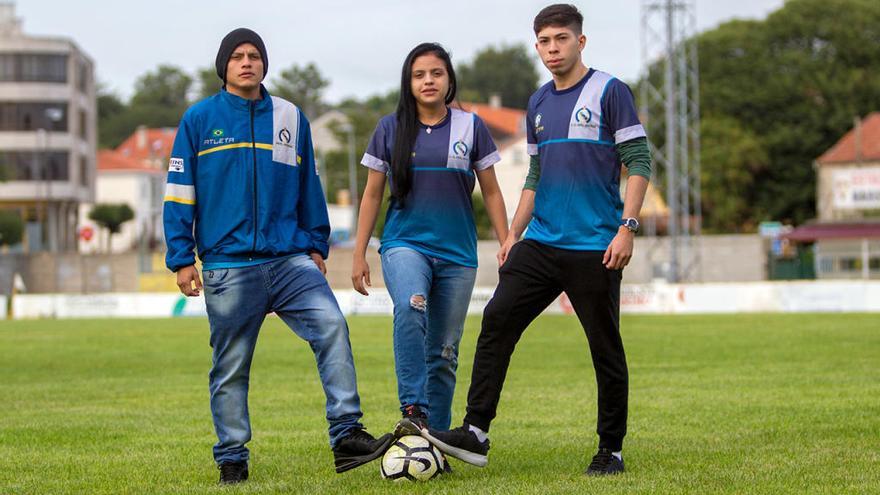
top-left (817, 112), bottom-right (880, 165)
top-left (116, 127), bottom-right (176, 163)
top-left (459, 102), bottom-right (526, 139)
top-left (785, 222), bottom-right (880, 241)
top-left (98, 127), bottom-right (176, 173)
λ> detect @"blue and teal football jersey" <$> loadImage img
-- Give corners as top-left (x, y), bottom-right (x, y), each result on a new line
top-left (361, 108), bottom-right (500, 267)
top-left (525, 69), bottom-right (646, 250)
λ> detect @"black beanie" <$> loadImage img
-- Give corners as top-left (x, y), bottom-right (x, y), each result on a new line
top-left (215, 28), bottom-right (268, 83)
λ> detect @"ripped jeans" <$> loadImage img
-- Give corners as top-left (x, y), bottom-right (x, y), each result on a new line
top-left (380, 246), bottom-right (477, 430)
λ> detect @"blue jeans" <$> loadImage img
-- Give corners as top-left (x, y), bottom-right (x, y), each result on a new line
top-left (380, 246), bottom-right (477, 430)
top-left (203, 254), bottom-right (363, 464)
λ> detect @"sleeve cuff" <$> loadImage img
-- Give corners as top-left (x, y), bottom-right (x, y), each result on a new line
top-left (614, 124), bottom-right (647, 144)
top-left (168, 256), bottom-right (196, 273)
top-left (475, 150), bottom-right (501, 171)
top-left (626, 162), bottom-right (652, 179)
top-left (309, 241), bottom-right (329, 260)
top-left (360, 153), bottom-right (388, 173)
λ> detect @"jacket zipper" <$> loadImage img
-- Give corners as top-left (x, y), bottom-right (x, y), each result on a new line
top-left (249, 101), bottom-right (258, 257)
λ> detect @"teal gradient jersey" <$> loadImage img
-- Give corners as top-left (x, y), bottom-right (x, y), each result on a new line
top-left (525, 69), bottom-right (646, 250)
top-left (361, 108), bottom-right (500, 267)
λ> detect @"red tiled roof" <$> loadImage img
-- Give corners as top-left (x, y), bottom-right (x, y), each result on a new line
top-left (116, 127), bottom-right (176, 162)
top-left (97, 149), bottom-right (164, 173)
top-left (784, 222), bottom-right (880, 241)
top-left (817, 112), bottom-right (880, 164)
top-left (459, 102), bottom-right (526, 137)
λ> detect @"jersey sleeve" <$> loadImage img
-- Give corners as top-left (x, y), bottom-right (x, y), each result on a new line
top-left (360, 118), bottom-right (390, 173)
top-left (601, 79), bottom-right (647, 145)
top-left (472, 115), bottom-right (501, 171)
top-left (526, 107), bottom-right (538, 156)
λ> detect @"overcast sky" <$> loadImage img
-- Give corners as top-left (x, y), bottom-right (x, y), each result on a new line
top-left (11, 0), bottom-right (783, 103)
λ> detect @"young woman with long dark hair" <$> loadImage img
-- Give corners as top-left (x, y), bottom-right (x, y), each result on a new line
top-left (352, 42), bottom-right (508, 435)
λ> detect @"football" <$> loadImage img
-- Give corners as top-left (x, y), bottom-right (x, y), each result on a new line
top-left (380, 435), bottom-right (445, 482)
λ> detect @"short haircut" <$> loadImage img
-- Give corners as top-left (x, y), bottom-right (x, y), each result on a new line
top-left (533, 4), bottom-right (583, 35)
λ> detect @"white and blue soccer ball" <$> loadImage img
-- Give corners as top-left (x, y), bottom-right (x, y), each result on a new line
top-left (380, 435), bottom-right (445, 482)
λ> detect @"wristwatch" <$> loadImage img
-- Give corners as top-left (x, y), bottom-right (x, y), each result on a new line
top-left (621, 217), bottom-right (640, 233)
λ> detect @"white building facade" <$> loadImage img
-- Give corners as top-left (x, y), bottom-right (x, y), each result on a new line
top-left (0, 3), bottom-right (96, 252)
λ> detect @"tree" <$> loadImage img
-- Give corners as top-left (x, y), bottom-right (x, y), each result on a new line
top-left (744, 0), bottom-right (880, 224)
top-left (100, 65), bottom-right (194, 148)
top-left (196, 66), bottom-right (222, 101)
top-left (130, 65), bottom-right (193, 109)
top-left (97, 84), bottom-right (126, 148)
top-left (699, 116), bottom-right (768, 232)
top-left (0, 210), bottom-right (23, 247)
top-left (89, 203), bottom-right (134, 252)
top-left (640, 0), bottom-right (880, 229)
top-left (457, 44), bottom-right (539, 109)
top-left (270, 63), bottom-right (330, 119)
top-left (320, 90), bottom-right (398, 204)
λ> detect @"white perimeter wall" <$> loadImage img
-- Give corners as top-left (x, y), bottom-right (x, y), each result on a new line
top-left (8, 281), bottom-right (880, 319)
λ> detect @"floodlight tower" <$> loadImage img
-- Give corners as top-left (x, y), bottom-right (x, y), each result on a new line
top-left (640, 0), bottom-right (702, 282)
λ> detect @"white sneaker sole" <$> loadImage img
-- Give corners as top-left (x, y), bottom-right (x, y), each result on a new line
top-left (419, 428), bottom-right (488, 467)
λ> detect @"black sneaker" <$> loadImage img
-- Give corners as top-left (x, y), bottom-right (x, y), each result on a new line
top-left (585, 448), bottom-right (625, 476)
top-left (332, 427), bottom-right (394, 473)
top-left (218, 461), bottom-right (248, 484)
top-left (394, 404), bottom-right (429, 437)
top-left (419, 423), bottom-right (489, 467)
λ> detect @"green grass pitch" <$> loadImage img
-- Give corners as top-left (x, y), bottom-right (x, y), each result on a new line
top-left (1, 314), bottom-right (879, 494)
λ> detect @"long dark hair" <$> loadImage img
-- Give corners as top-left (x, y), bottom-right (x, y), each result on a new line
top-left (389, 43), bottom-right (458, 207)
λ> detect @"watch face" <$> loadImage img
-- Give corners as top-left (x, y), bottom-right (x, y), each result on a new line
top-left (624, 218), bottom-right (639, 231)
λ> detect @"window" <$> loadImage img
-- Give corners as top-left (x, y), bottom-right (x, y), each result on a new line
top-left (79, 155), bottom-right (89, 187)
top-left (870, 258), bottom-right (880, 271)
top-left (839, 258), bottom-right (860, 272)
top-left (0, 53), bottom-right (68, 83)
top-left (77, 60), bottom-right (90, 93)
top-left (79, 108), bottom-right (87, 140)
top-left (0, 54), bottom-right (14, 80)
top-left (0, 102), bottom-right (68, 131)
top-left (0, 151), bottom-right (69, 181)
top-left (45, 153), bottom-right (67, 180)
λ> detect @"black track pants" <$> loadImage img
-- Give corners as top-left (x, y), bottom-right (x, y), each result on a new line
top-left (463, 239), bottom-right (628, 451)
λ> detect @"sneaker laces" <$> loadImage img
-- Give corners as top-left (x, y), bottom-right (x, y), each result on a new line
top-left (345, 427), bottom-right (374, 443)
top-left (404, 404), bottom-right (426, 418)
top-left (453, 423), bottom-right (471, 434)
top-left (589, 449), bottom-right (613, 471)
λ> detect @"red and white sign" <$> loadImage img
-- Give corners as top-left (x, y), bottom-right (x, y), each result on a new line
top-left (832, 166), bottom-right (880, 210)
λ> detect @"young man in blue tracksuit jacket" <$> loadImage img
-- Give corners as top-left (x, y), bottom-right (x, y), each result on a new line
top-left (163, 28), bottom-right (392, 484)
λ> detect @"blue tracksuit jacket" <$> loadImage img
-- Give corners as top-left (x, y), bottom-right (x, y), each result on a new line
top-left (163, 85), bottom-right (329, 272)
